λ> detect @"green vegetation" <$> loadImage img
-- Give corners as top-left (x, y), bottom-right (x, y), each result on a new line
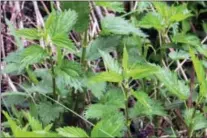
top-left (1, 1), bottom-right (207, 138)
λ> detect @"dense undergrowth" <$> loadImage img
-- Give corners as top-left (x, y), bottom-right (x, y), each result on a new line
top-left (1, 1), bottom-right (207, 138)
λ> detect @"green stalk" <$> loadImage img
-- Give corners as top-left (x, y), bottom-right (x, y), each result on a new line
top-left (188, 108), bottom-right (197, 138)
top-left (50, 53), bottom-right (57, 99)
top-left (121, 83), bottom-right (132, 137)
top-left (81, 30), bottom-right (88, 69)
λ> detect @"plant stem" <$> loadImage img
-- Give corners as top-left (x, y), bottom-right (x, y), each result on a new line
top-left (121, 83), bottom-right (132, 137)
top-left (188, 108), bottom-right (197, 138)
top-left (81, 30), bottom-right (88, 69)
top-left (50, 55), bottom-right (57, 99)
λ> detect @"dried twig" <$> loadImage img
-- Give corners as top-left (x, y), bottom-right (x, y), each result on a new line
top-left (33, 1), bottom-right (45, 48)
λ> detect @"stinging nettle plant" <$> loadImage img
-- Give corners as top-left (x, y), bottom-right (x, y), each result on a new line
top-left (1, 1), bottom-right (207, 138)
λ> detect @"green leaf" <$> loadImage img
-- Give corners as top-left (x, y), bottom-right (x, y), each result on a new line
top-left (89, 71), bottom-right (123, 83)
top-left (2, 63), bottom-right (22, 74)
top-left (121, 35), bottom-right (146, 65)
top-left (101, 15), bottom-right (147, 37)
top-left (54, 59), bottom-right (84, 92)
top-left (156, 68), bottom-right (190, 100)
top-left (130, 91), bottom-right (166, 118)
top-left (153, 2), bottom-right (170, 20)
top-left (29, 69), bottom-right (53, 94)
top-left (197, 45), bottom-right (207, 59)
top-left (129, 99), bottom-right (166, 118)
top-left (138, 12), bottom-right (164, 31)
top-left (91, 113), bottom-right (125, 137)
top-left (2, 111), bottom-right (58, 137)
top-left (16, 28), bottom-right (42, 40)
top-left (184, 109), bottom-right (207, 131)
top-left (172, 33), bottom-right (201, 47)
top-left (85, 87), bottom-right (124, 120)
top-left (100, 50), bottom-right (122, 74)
top-left (85, 81), bottom-right (106, 100)
top-left (95, 2), bottom-right (125, 13)
top-left (23, 111), bottom-right (43, 131)
top-left (86, 36), bottom-right (121, 60)
top-left (26, 67), bottom-right (39, 84)
top-left (45, 10), bottom-right (77, 37)
top-left (85, 104), bottom-right (116, 120)
top-left (169, 50), bottom-right (189, 60)
top-left (132, 91), bottom-right (151, 109)
top-left (153, 2), bottom-right (192, 24)
top-left (169, 4), bottom-right (193, 23)
top-left (6, 19), bottom-right (23, 49)
top-left (56, 127), bottom-right (89, 137)
top-left (122, 47), bottom-right (128, 71)
top-left (1, 92), bottom-right (28, 107)
top-left (136, 2), bottom-right (151, 13)
top-left (2, 111), bottom-right (20, 136)
top-left (60, 2), bottom-right (89, 32)
top-left (55, 59), bottom-right (82, 78)
top-left (103, 87), bottom-right (125, 108)
top-left (127, 64), bottom-right (159, 79)
top-left (36, 101), bottom-right (64, 125)
top-left (52, 34), bottom-right (76, 53)
top-left (20, 45), bottom-right (48, 67)
top-left (189, 48), bottom-right (207, 99)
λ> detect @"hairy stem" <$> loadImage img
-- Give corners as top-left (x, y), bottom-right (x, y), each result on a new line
top-left (188, 108), bottom-right (197, 138)
top-left (81, 30), bottom-right (88, 69)
top-left (121, 83), bottom-right (132, 137)
top-left (50, 55), bottom-right (57, 99)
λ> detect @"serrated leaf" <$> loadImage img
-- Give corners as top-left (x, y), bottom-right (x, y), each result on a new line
top-left (129, 99), bottom-right (166, 118)
top-left (130, 92), bottom-right (166, 118)
top-left (2, 92), bottom-right (28, 107)
top-left (169, 50), bottom-right (189, 60)
top-left (3, 111), bottom-right (20, 135)
top-left (2, 63), bottom-right (22, 74)
top-left (36, 101), bottom-right (64, 125)
top-left (172, 33), bottom-right (201, 47)
top-left (136, 2), bottom-right (151, 13)
top-left (28, 69), bottom-right (53, 94)
top-left (52, 34), bottom-right (76, 53)
top-left (56, 127), bottom-right (89, 137)
top-left (20, 45), bottom-right (48, 68)
top-left (85, 104), bottom-right (114, 119)
top-left (85, 87), bottom-right (124, 120)
top-left (89, 71), bottom-right (123, 83)
top-left (190, 48), bottom-right (207, 98)
top-left (184, 109), bottom-right (207, 131)
top-left (6, 19), bottom-right (23, 49)
top-left (101, 15), bottom-right (147, 37)
top-left (132, 91), bottom-right (151, 109)
top-left (153, 2), bottom-right (169, 19)
top-left (16, 28), bottom-right (42, 40)
top-left (60, 2), bottom-right (89, 32)
top-left (127, 64), bottom-right (159, 79)
top-left (91, 113), bottom-right (125, 137)
top-left (86, 36), bottom-right (121, 60)
top-left (95, 2), bottom-right (125, 13)
top-left (45, 10), bottom-right (77, 37)
top-left (103, 87), bottom-right (125, 108)
top-left (169, 4), bottom-right (193, 23)
top-left (122, 47), bottom-right (128, 71)
top-left (23, 111), bottom-right (43, 131)
top-left (156, 68), bottom-right (190, 100)
top-left (100, 50), bottom-right (122, 74)
top-left (55, 59), bottom-right (84, 92)
top-left (139, 12), bottom-right (164, 31)
top-left (2, 111), bottom-right (58, 137)
top-left (55, 59), bottom-right (82, 78)
top-left (85, 81), bottom-right (106, 100)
